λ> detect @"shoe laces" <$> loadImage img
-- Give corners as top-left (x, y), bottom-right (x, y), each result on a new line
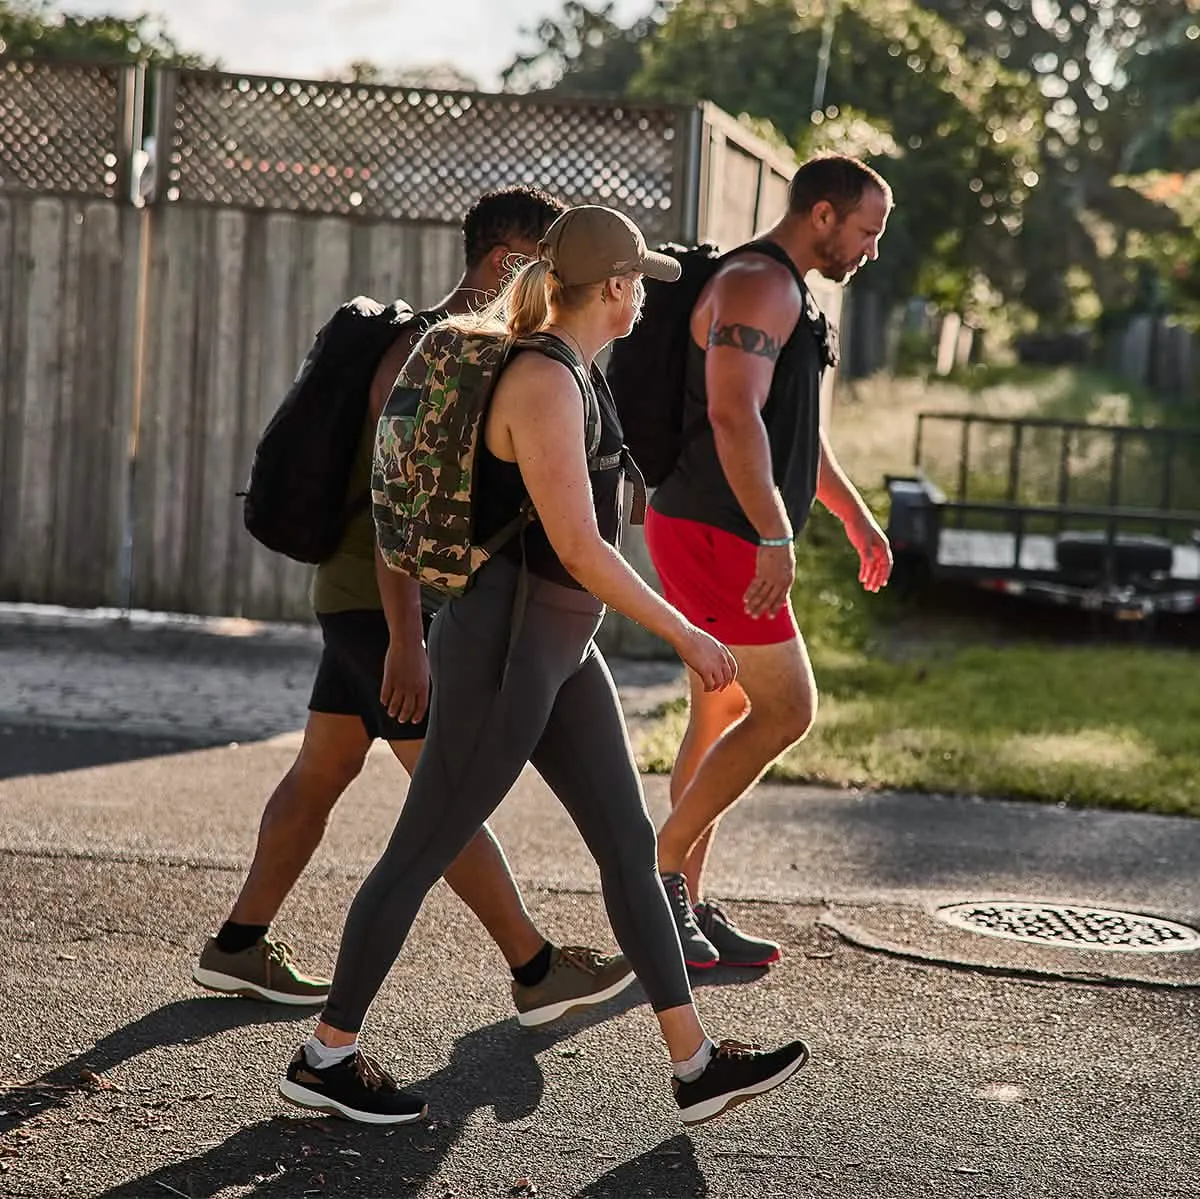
top-left (663, 875), bottom-right (702, 930)
top-left (697, 898), bottom-right (733, 928)
top-left (352, 1051), bottom-right (399, 1093)
top-left (714, 1038), bottom-right (763, 1061)
top-left (264, 938), bottom-right (297, 967)
top-left (557, 946), bottom-right (607, 975)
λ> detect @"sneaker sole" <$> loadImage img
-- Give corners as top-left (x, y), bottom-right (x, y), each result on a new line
top-left (677, 1042), bottom-right (810, 1127)
top-left (516, 964), bottom-right (637, 1027)
top-left (192, 965), bottom-right (329, 1006)
top-left (278, 1078), bottom-right (427, 1125)
top-left (711, 948), bottom-right (782, 968)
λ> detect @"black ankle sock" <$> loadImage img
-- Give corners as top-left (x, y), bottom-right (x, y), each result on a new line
top-left (216, 921), bottom-right (270, 954)
top-left (511, 941), bottom-right (553, 987)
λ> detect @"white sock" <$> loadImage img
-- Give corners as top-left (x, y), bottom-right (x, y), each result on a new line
top-left (303, 1035), bottom-right (358, 1070)
top-left (672, 1037), bottom-right (715, 1083)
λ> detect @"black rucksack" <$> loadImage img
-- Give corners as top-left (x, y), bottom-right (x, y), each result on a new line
top-left (241, 295), bottom-right (422, 564)
top-left (605, 243), bottom-right (724, 487)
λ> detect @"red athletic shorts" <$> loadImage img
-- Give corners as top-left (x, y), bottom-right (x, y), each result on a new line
top-left (644, 509), bottom-right (799, 647)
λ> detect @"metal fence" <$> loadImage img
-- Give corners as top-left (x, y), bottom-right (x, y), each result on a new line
top-left (0, 59), bottom-right (816, 627)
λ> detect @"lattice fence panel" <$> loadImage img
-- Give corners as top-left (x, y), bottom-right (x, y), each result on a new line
top-left (159, 72), bottom-right (689, 240)
top-left (0, 59), bottom-right (128, 198)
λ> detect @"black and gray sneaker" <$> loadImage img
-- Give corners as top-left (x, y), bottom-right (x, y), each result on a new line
top-left (660, 872), bottom-right (719, 968)
top-left (673, 1038), bottom-right (809, 1126)
top-left (278, 1046), bottom-right (428, 1125)
top-left (694, 900), bottom-right (782, 967)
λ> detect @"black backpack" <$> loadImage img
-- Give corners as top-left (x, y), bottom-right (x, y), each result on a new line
top-left (605, 243), bottom-right (724, 487)
top-left (241, 295), bottom-right (425, 564)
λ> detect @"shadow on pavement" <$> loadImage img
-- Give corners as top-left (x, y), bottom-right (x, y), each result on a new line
top-left (819, 788), bottom-right (1200, 896)
top-left (691, 964), bottom-right (770, 991)
top-left (575, 1134), bottom-right (707, 1197)
top-left (0, 996), bottom-right (301, 1136)
top-left (0, 723), bottom-right (232, 781)
top-left (91, 985), bottom-right (666, 1198)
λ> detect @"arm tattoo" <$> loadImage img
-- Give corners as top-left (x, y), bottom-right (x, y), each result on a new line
top-left (707, 321), bottom-right (783, 361)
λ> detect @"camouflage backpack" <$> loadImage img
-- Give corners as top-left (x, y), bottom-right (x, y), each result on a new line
top-left (372, 325), bottom-right (611, 597)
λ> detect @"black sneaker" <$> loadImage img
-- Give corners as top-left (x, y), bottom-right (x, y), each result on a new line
top-left (673, 1038), bottom-right (809, 1126)
top-left (660, 872), bottom-right (720, 968)
top-left (693, 900), bottom-right (782, 967)
top-left (278, 1046), bottom-right (428, 1125)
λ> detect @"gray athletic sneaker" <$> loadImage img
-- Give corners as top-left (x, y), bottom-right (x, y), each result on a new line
top-left (660, 873), bottom-right (719, 968)
top-left (511, 945), bottom-right (636, 1027)
top-left (192, 935), bottom-right (330, 1005)
top-left (694, 900), bottom-right (782, 967)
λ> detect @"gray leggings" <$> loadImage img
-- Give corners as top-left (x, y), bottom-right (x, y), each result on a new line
top-left (321, 557), bottom-right (694, 1033)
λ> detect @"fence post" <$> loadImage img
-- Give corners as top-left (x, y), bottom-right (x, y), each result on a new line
top-left (676, 104), bottom-right (705, 245)
top-left (115, 65), bottom-right (158, 615)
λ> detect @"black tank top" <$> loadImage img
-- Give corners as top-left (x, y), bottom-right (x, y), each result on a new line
top-left (650, 240), bottom-right (836, 543)
top-left (474, 338), bottom-right (625, 589)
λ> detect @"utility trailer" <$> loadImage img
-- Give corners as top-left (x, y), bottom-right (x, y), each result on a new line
top-left (885, 412), bottom-right (1200, 622)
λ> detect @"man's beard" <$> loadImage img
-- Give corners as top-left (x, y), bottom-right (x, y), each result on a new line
top-left (814, 233), bottom-right (862, 283)
top-left (817, 249), bottom-right (860, 282)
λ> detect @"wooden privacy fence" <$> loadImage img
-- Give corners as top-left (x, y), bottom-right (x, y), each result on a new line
top-left (0, 59), bottom-right (817, 624)
top-left (1105, 314), bottom-right (1199, 409)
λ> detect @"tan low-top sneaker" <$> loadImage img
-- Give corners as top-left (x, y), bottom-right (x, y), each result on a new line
top-left (511, 945), bottom-right (635, 1027)
top-left (192, 935), bottom-right (330, 1005)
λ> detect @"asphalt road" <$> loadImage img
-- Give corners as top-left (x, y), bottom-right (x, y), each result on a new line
top-left (3, 726), bottom-right (1199, 1198)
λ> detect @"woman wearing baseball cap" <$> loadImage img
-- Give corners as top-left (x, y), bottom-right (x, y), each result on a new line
top-left (281, 206), bottom-right (810, 1128)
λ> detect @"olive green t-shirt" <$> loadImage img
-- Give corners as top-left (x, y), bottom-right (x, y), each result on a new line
top-left (310, 412), bottom-right (380, 614)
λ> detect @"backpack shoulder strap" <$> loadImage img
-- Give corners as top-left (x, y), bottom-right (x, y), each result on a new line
top-left (733, 239), bottom-right (807, 291)
top-left (727, 240), bottom-right (838, 368)
top-left (511, 333), bottom-right (603, 463)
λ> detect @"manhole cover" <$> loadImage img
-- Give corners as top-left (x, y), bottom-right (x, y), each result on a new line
top-left (934, 902), bottom-right (1200, 954)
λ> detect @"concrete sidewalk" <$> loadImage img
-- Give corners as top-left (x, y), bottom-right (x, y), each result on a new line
top-left (0, 603), bottom-right (685, 745)
top-left (1, 605), bottom-right (1199, 1197)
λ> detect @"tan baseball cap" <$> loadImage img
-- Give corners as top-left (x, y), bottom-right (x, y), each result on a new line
top-left (538, 205), bottom-right (681, 286)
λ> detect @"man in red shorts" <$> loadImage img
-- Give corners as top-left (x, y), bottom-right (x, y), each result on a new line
top-left (645, 154), bottom-right (894, 967)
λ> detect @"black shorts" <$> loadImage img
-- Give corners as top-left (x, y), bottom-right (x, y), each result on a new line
top-left (310, 608), bottom-right (435, 742)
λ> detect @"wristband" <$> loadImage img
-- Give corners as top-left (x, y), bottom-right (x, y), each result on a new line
top-left (758, 535), bottom-right (793, 547)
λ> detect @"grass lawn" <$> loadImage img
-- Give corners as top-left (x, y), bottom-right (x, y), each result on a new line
top-left (634, 368), bottom-right (1200, 817)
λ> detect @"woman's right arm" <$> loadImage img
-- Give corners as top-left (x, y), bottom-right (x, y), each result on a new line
top-left (498, 356), bottom-right (736, 692)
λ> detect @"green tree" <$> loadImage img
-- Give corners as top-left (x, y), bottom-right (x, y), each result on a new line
top-left (1108, 19), bottom-right (1200, 317)
top-left (0, 0), bottom-right (208, 65)
top-left (339, 59), bottom-right (480, 89)
top-left (502, 0), bottom-right (668, 94)
top-left (920, 0), bottom-right (1200, 323)
top-left (1120, 16), bottom-right (1200, 173)
top-left (633, 0), bottom-right (1041, 314)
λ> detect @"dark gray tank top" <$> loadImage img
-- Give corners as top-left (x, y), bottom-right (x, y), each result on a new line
top-left (650, 240), bottom-right (838, 543)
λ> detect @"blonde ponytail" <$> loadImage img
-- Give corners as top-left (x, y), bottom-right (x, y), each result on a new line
top-left (504, 260), bottom-right (554, 339)
top-left (438, 257), bottom-right (580, 342)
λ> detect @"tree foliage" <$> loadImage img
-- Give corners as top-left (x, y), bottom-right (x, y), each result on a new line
top-left (503, 0), bottom-right (1200, 328)
top-left (502, 1), bottom-right (668, 94)
top-left (1119, 15), bottom-right (1200, 173)
top-left (0, 0), bottom-right (208, 65)
top-left (633, 0), bottom-right (1042, 313)
top-left (920, 0), bottom-right (1200, 321)
top-left (342, 59), bottom-right (480, 90)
